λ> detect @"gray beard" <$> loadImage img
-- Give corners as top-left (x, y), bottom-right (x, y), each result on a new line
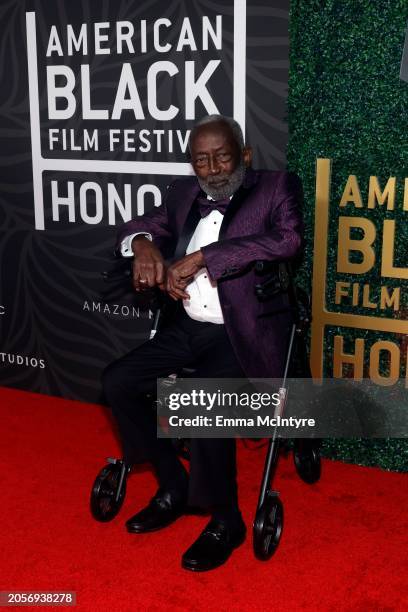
top-left (197, 159), bottom-right (246, 200)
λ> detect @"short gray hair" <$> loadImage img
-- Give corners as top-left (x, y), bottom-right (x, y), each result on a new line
top-left (188, 114), bottom-right (245, 151)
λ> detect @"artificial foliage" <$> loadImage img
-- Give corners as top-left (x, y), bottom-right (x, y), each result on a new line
top-left (287, 0), bottom-right (408, 470)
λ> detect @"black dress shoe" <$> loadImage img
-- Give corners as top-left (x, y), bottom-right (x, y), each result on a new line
top-left (182, 518), bottom-right (246, 571)
top-left (126, 489), bottom-right (187, 533)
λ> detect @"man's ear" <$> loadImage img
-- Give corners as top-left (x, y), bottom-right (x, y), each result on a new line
top-left (242, 146), bottom-right (252, 167)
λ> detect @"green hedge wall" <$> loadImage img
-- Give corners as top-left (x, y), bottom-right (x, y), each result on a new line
top-left (287, 0), bottom-right (408, 470)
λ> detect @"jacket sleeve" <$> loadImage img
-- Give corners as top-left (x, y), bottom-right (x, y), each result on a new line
top-left (115, 182), bottom-right (176, 253)
top-left (201, 172), bottom-right (304, 281)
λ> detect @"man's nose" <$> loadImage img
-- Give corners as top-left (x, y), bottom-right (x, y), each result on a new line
top-left (208, 156), bottom-right (220, 174)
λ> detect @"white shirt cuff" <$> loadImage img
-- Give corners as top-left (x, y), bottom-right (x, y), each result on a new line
top-left (120, 232), bottom-right (152, 257)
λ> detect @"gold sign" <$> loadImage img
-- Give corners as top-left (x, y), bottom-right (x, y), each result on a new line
top-left (310, 158), bottom-right (408, 385)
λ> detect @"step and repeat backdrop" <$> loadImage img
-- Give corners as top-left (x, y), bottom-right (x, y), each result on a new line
top-left (0, 0), bottom-right (290, 401)
top-left (288, 1), bottom-right (408, 469)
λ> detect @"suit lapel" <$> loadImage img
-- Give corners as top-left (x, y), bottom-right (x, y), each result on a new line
top-left (219, 168), bottom-right (257, 239)
top-left (172, 185), bottom-right (201, 261)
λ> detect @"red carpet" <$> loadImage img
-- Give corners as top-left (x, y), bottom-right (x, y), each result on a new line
top-left (0, 386), bottom-right (407, 611)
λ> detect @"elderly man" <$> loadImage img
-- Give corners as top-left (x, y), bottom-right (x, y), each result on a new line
top-left (103, 114), bottom-right (303, 571)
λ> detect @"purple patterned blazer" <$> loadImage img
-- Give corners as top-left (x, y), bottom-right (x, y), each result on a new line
top-left (117, 168), bottom-right (304, 378)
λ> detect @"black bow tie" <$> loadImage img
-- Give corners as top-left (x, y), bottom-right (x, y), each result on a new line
top-left (196, 196), bottom-right (231, 218)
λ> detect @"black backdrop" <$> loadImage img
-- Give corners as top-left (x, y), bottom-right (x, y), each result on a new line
top-left (0, 0), bottom-right (290, 402)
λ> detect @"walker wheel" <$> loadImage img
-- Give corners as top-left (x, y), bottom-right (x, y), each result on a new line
top-left (293, 440), bottom-right (321, 484)
top-left (253, 494), bottom-right (283, 560)
top-left (90, 463), bottom-right (127, 522)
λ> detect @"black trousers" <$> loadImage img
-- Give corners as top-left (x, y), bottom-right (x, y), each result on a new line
top-left (102, 306), bottom-right (245, 510)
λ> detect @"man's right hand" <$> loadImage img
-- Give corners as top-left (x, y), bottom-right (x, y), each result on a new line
top-left (131, 236), bottom-right (166, 292)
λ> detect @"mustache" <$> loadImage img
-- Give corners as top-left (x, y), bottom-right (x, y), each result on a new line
top-left (206, 174), bottom-right (230, 186)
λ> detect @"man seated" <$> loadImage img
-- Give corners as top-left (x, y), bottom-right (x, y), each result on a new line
top-left (102, 114), bottom-right (304, 571)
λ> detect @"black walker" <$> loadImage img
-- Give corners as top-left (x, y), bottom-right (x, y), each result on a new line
top-left (90, 259), bottom-right (321, 560)
top-left (251, 261), bottom-right (321, 559)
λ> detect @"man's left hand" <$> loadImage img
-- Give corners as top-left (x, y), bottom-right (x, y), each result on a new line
top-left (166, 250), bottom-right (205, 300)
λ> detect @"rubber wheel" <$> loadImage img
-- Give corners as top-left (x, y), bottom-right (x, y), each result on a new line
top-left (293, 440), bottom-right (321, 484)
top-left (253, 494), bottom-right (283, 560)
top-left (90, 463), bottom-right (127, 522)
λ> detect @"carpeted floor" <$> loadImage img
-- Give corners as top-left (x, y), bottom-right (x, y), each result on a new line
top-left (0, 386), bottom-right (407, 611)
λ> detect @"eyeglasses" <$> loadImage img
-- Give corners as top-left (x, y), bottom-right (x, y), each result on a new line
top-left (192, 152), bottom-right (232, 168)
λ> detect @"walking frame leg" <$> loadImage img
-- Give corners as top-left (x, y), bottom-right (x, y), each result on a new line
top-left (256, 322), bottom-right (297, 509)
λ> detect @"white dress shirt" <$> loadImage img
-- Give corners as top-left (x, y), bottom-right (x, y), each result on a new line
top-left (120, 197), bottom-right (230, 324)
